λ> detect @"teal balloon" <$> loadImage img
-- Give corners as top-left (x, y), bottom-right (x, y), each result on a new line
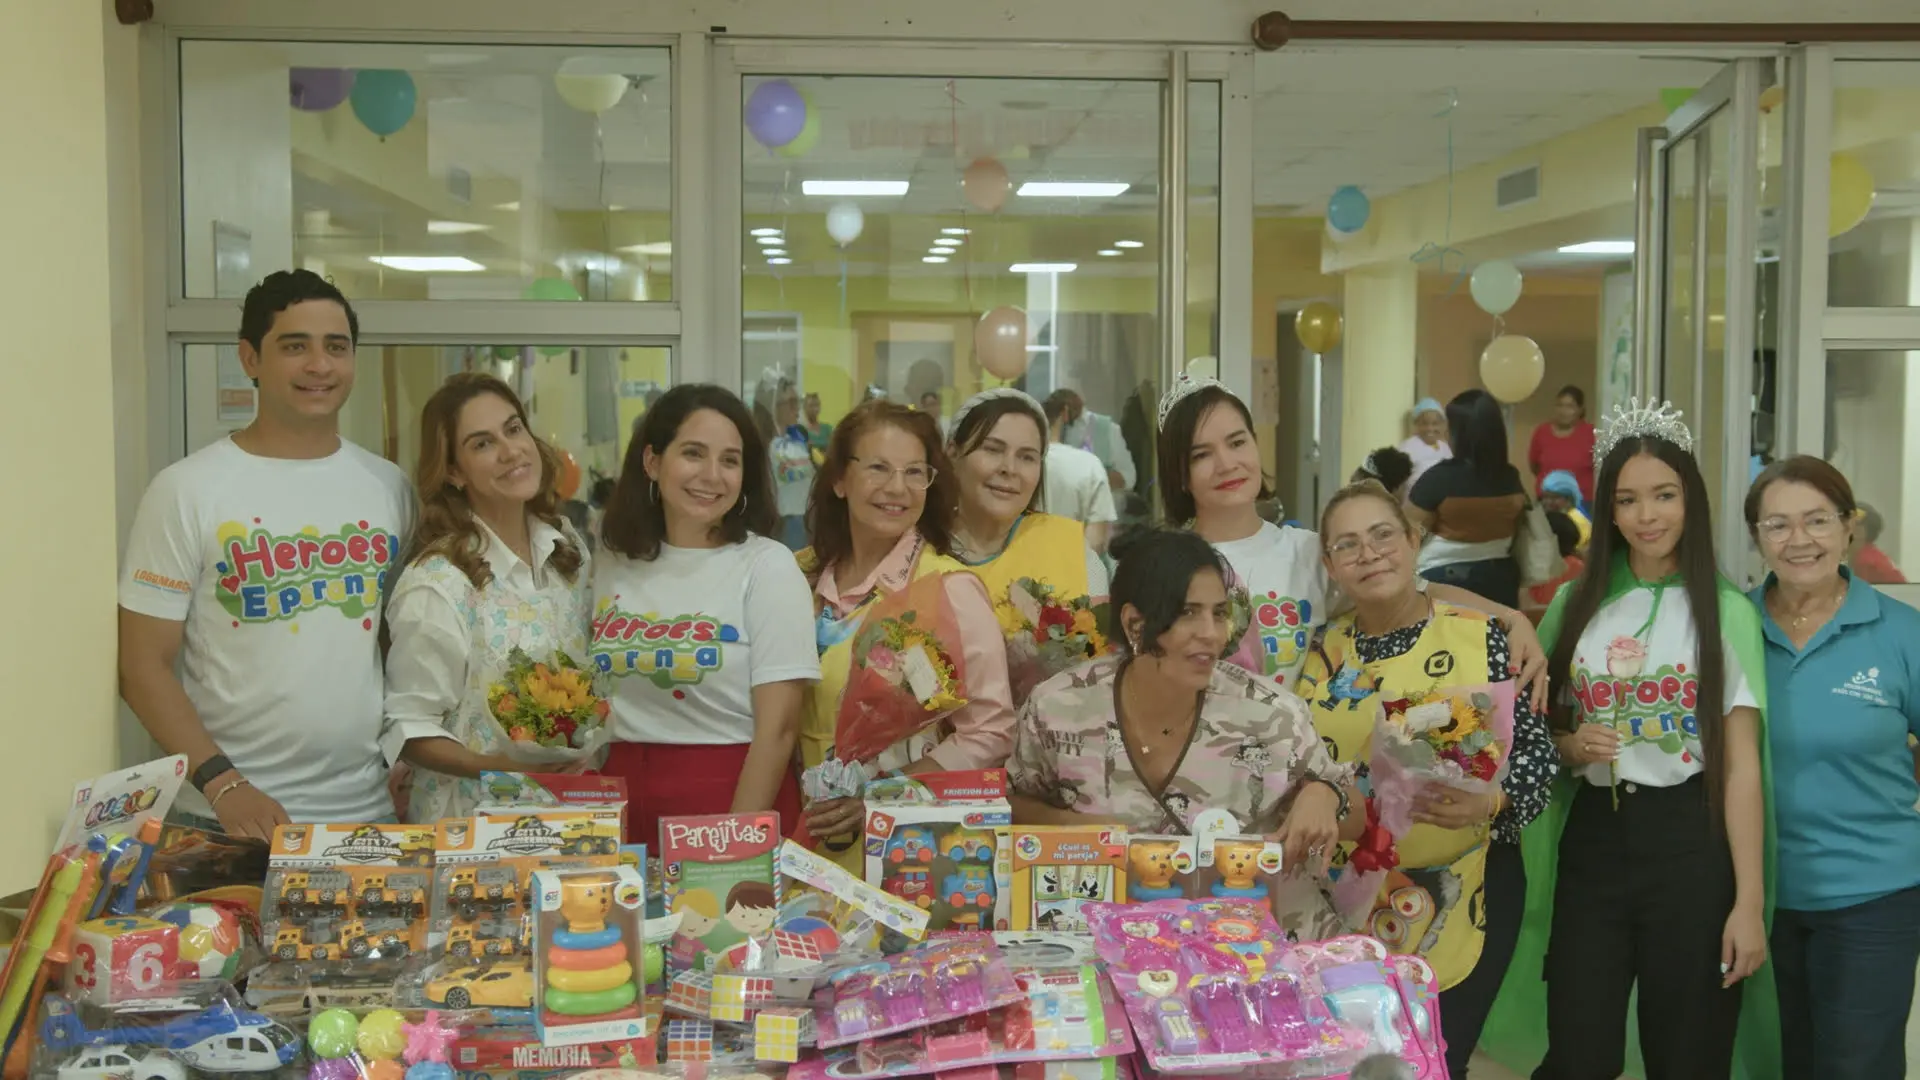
top-left (350, 69), bottom-right (417, 138)
top-left (1327, 185), bottom-right (1370, 234)
top-left (523, 277), bottom-right (582, 302)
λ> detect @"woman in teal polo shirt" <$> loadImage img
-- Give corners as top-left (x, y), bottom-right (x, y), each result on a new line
top-left (1745, 455), bottom-right (1920, 1080)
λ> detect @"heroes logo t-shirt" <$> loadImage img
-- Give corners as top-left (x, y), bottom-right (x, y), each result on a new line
top-left (1212, 521), bottom-right (1329, 690)
top-left (118, 437), bottom-right (413, 822)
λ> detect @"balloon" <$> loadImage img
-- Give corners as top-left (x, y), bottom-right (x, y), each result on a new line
top-left (825, 202), bottom-right (864, 246)
top-left (524, 277), bottom-right (582, 302)
top-left (357, 1010), bottom-right (408, 1061)
top-left (1327, 185), bottom-right (1370, 234)
top-left (1294, 302), bottom-right (1343, 354)
top-left (1660, 87), bottom-right (1694, 112)
top-left (364, 1063), bottom-right (404, 1080)
top-left (290, 68), bottom-right (354, 112)
top-left (778, 91), bottom-right (820, 158)
top-left (1828, 152), bottom-right (1875, 238)
top-left (555, 73), bottom-right (628, 115)
top-left (963, 157), bottom-right (1011, 214)
top-left (1759, 85), bottom-right (1785, 113)
top-left (349, 69), bottom-right (417, 138)
top-left (1480, 334), bottom-right (1546, 403)
top-left (557, 450), bottom-right (582, 500)
top-left (1469, 260), bottom-right (1524, 316)
top-left (974, 307), bottom-right (1029, 381)
top-left (1185, 356), bottom-right (1219, 379)
top-left (745, 79), bottom-right (807, 149)
top-left (406, 1065), bottom-right (453, 1080)
top-left (308, 1009), bottom-right (360, 1060)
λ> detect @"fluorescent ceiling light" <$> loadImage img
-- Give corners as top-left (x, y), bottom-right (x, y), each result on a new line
top-left (801, 180), bottom-right (909, 196)
top-left (933, 238), bottom-right (963, 247)
top-left (940, 227), bottom-right (970, 236)
top-left (1113, 239), bottom-right (1144, 249)
top-left (369, 255), bottom-right (485, 272)
top-left (427, 220), bottom-right (488, 235)
top-left (767, 257), bottom-right (792, 266)
top-left (764, 248), bottom-right (787, 256)
top-left (1558, 240), bottom-right (1635, 255)
top-left (1010, 262), bottom-right (1076, 274)
top-left (493, 201), bottom-right (520, 212)
top-left (755, 236), bottom-right (783, 246)
top-left (1097, 249), bottom-right (1122, 257)
top-left (750, 227), bottom-right (783, 237)
top-left (1017, 182), bottom-right (1130, 198)
top-left (923, 256), bottom-right (949, 264)
top-left (619, 241), bottom-right (673, 256)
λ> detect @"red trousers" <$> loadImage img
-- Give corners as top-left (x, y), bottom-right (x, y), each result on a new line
top-left (600, 741), bottom-right (802, 851)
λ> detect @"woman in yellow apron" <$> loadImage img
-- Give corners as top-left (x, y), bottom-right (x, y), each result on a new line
top-left (796, 400), bottom-right (1016, 872)
top-left (1293, 479), bottom-right (1558, 1080)
top-left (944, 389), bottom-right (1112, 706)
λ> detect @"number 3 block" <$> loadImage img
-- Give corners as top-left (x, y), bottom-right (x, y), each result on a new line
top-left (67, 916), bottom-right (183, 1004)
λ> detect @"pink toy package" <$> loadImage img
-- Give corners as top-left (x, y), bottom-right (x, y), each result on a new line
top-left (814, 938), bottom-right (1024, 1050)
top-left (1082, 901), bottom-right (1445, 1077)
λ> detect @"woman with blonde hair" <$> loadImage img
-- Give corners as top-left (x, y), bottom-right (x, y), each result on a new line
top-left (381, 372), bottom-right (592, 822)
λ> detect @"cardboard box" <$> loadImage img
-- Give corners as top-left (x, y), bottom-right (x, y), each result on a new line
top-left (657, 813), bottom-right (780, 972)
top-left (530, 865), bottom-right (648, 1048)
top-left (862, 770), bottom-right (1011, 932)
top-left (1007, 827), bottom-right (1127, 931)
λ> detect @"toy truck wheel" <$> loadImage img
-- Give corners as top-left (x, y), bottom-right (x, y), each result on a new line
top-left (443, 988), bottom-right (471, 1010)
top-left (482, 941), bottom-right (503, 956)
top-left (313, 946), bottom-right (331, 960)
top-left (452, 884), bottom-right (473, 901)
top-left (917, 895), bottom-right (933, 910)
top-left (450, 941), bottom-right (471, 957)
top-left (348, 940), bottom-right (369, 959)
top-left (918, 849), bottom-right (934, 864)
top-left (276, 944), bottom-right (296, 960)
top-left (976, 894), bottom-right (993, 908)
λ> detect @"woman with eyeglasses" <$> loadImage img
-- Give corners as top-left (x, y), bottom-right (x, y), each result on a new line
top-left (796, 400), bottom-right (1017, 870)
top-left (1744, 456), bottom-right (1920, 1080)
top-left (1293, 479), bottom-right (1557, 1080)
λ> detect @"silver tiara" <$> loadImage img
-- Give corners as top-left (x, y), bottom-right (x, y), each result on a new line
top-left (1156, 373), bottom-right (1238, 428)
top-left (1593, 397), bottom-right (1693, 466)
top-left (948, 387), bottom-right (1045, 442)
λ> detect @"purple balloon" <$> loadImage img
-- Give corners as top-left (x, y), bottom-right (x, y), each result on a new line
top-left (291, 68), bottom-right (355, 112)
top-left (745, 79), bottom-right (807, 149)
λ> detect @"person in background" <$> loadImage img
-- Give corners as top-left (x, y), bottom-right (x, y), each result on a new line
top-left (1522, 511), bottom-right (1585, 625)
top-left (1538, 469), bottom-right (1592, 550)
top-left (1009, 527), bottom-right (1359, 940)
top-left (1398, 397), bottom-right (1452, 489)
top-left (1058, 387), bottom-right (1138, 493)
top-left (584, 476), bottom-right (616, 552)
top-left (1745, 456), bottom-right (1920, 1080)
top-left (1295, 479), bottom-right (1557, 1080)
top-left (1352, 446), bottom-right (1415, 501)
top-left (1528, 385), bottom-right (1597, 505)
top-left (1850, 502), bottom-right (1907, 585)
top-left (769, 379), bottom-right (814, 551)
top-left (1042, 390), bottom-right (1118, 554)
top-left (382, 374), bottom-right (591, 823)
top-left (802, 391), bottom-right (834, 455)
top-left (118, 270), bottom-right (412, 836)
top-left (1408, 389), bottom-right (1528, 609)
top-left (918, 390), bottom-right (947, 436)
top-left (590, 385), bottom-right (819, 848)
top-left (1119, 379), bottom-right (1157, 497)
top-left (797, 401), bottom-right (1017, 870)
top-left (945, 389), bottom-right (1109, 705)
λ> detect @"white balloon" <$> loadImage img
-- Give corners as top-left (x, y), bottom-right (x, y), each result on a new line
top-left (554, 73), bottom-right (628, 115)
top-left (1185, 356), bottom-right (1219, 379)
top-left (1469, 259), bottom-right (1524, 316)
top-left (825, 202), bottom-right (865, 247)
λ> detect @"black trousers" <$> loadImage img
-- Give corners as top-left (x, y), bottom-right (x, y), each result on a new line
top-left (1533, 777), bottom-right (1741, 1080)
top-left (1439, 839), bottom-right (1526, 1078)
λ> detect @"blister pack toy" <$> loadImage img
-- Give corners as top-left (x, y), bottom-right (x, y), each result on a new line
top-left (814, 940), bottom-right (1022, 1050)
top-left (1006, 830), bottom-right (1126, 932)
top-left (862, 772), bottom-right (1011, 933)
top-left (37, 980), bottom-right (302, 1080)
top-left (528, 865), bottom-right (648, 1048)
top-left (425, 811), bottom-right (622, 965)
top-left (262, 824), bottom-right (437, 969)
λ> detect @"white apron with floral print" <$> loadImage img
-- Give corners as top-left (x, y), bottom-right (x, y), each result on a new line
top-left (403, 553), bottom-right (593, 823)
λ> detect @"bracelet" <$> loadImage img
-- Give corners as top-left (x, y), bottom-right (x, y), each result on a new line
top-left (1305, 776), bottom-right (1350, 822)
top-left (208, 777), bottom-right (251, 809)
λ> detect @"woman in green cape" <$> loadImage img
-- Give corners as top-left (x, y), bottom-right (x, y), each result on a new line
top-left (1478, 401), bottom-right (1779, 1080)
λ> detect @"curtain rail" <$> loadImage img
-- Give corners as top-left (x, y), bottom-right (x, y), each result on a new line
top-left (1252, 14), bottom-right (1920, 48)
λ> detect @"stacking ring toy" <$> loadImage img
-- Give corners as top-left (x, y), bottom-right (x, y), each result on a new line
top-left (547, 942), bottom-right (628, 970)
top-left (544, 982), bottom-right (637, 1016)
top-left (552, 926), bottom-right (623, 951)
top-left (547, 960), bottom-right (634, 994)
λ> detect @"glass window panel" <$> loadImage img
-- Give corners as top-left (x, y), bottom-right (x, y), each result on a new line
top-left (179, 42), bottom-right (672, 301)
top-left (1825, 60), bottom-right (1920, 309)
top-left (1824, 349), bottom-right (1917, 586)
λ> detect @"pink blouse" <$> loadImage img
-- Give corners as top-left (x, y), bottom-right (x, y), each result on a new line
top-left (814, 529), bottom-right (1016, 771)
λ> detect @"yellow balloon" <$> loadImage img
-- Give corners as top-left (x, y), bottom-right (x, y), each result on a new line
top-left (1480, 335), bottom-right (1545, 404)
top-left (1295, 302), bottom-right (1343, 354)
top-left (554, 73), bottom-right (628, 115)
top-left (1829, 153), bottom-right (1875, 238)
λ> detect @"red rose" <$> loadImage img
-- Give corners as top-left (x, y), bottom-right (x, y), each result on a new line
top-left (1038, 605), bottom-right (1075, 634)
top-left (551, 714), bottom-right (578, 741)
top-left (1468, 753), bottom-right (1499, 782)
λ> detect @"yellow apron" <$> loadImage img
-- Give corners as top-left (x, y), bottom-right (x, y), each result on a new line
top-left (962, 513), bottom-right (1092, 623)
top-left (1295, 601), bottom-right (1494, 990)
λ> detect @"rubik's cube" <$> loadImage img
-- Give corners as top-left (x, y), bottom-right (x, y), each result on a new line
top-left (710, 975), bottom-right (776, 1022)
top-left (753, 1007), bottom-right (813, 1063)
top-left (666, 970), bottom-right (714, 1017)
top-left (664, 1019), bottom-right (716, 1063)
top-left (770, 928), bottom-right (823, 963)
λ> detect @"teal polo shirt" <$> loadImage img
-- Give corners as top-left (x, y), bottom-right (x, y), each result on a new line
top-left (1751, 569), bottom-right (1920, 911)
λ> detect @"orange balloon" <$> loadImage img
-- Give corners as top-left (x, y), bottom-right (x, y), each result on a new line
top-left (963, 157), bottom-right (1011, 214)
top-left (974, 307), bottom-right (1029, 380)
top-left (557, 450), bottom-right (583, 500)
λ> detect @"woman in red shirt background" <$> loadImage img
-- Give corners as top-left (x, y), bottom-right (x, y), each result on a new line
top-left (1528, 385), bottom-right (1596, 504)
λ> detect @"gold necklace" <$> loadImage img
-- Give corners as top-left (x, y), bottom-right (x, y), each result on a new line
top-left (1119, 669), bottom-right (1192, 754)
top-left (1772, 580), bottom-right (1846, 629)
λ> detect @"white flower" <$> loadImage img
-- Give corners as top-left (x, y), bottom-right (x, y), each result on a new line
top-left (1401, 700), bottom-right (1453, 734)
top-left (903, 644), bottom-right (940, 704)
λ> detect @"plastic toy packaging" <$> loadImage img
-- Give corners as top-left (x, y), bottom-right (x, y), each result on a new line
top-left (36, 979), bottom-right (303, 1080)
top-left (814, 940), bottom-right (1023, 1049)
top-left (301, 1006), bottom-right (480, 1080)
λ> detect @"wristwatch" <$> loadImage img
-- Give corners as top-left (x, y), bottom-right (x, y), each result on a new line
top-left (1306, 776), bottom-right (1350, 822)
top-left (191, 754), bottom-right (236, 794)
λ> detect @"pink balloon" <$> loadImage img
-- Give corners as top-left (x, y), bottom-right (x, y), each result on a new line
top-left (974, 307), bottom-right (1029, 380)
top-left (963, 158), bottom-right (1011, 214)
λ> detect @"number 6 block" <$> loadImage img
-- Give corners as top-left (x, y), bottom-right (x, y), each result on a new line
top-left (66, 916), bottom-right (183, 1005)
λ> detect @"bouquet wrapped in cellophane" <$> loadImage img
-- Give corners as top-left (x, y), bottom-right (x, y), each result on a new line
top-left (1000, 577), bottom-right (1110, 703)
top-left (484, 647), bottom-right (613, 767)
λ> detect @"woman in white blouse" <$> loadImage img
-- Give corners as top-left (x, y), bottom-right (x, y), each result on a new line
top-left (591, 384), bottom-right (820, 849)
top-left (382, 372), bottom-right (593, 823)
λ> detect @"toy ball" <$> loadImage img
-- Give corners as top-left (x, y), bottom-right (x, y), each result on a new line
top-left (357, 1009), bottom-right (408, 1061)
top-left (406, 1064), bottom-right (454, 1080)
top-left (309, 1058), bottom-right (359, 1080)
top-left (642, 942), bottom-right (664, 984)
top-left (364, 1060), bottom-right (405, 1080)
top-left (149, 902), bottom-right (243, 980)
top-left (308, 1008), bottom-right (361, 1059)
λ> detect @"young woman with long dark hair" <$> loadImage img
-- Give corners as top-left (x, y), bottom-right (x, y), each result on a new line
top-left (1406, 388), bottom-right (1527, 609)
top-left (1482, 401), bottom-right (1776, 1080)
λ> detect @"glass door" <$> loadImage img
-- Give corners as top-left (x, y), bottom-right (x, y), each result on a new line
top-left (1636, 58), bottom-right (1771, 572)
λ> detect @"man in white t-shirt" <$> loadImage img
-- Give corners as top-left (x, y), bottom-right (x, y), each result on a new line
top-left (1042, 391), bottom-right (1118, 553)
top-left (118, 271), bottom-right (414, 836)
top-left (1057, 388), bottom-right (1137, 493)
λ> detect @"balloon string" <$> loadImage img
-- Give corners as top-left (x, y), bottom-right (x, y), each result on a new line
top-left (1409, 87), bottom-right (1467, 295)
top-left (948, 79), bottom-right (977, 328)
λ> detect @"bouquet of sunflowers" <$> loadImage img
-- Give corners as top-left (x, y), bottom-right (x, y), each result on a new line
top-left (1368, 682), bottom-right (1515, 838)
top-left (1001, 577), bottom-right (1110, 703)
top-left (485, 648), bottom-right (613, 766)
top-left (833, 574), bottom-right (970, 765)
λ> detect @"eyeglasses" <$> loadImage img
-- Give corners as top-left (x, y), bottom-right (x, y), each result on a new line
top-left (1326, 523), bottom-right (1406, 564)
top-left (1756, 511), bottom-right (1846, 544)
top-left (850, 457), bottom-right (937, 491)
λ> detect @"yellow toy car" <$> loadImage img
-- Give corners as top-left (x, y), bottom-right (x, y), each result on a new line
top-left (425, 962), bottom-right (534, 1009)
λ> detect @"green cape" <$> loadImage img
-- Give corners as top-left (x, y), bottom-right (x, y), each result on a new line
top-left (1478, 555), bottom-right (1780, 1080)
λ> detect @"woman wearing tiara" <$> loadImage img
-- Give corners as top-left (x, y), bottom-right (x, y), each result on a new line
top-left (1154, 375), bottom-right (1547, 698)
top-left (1482, 399), bottom-right (1777, 1080)
top-left (945, 389), bottom-right (1111, 705)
